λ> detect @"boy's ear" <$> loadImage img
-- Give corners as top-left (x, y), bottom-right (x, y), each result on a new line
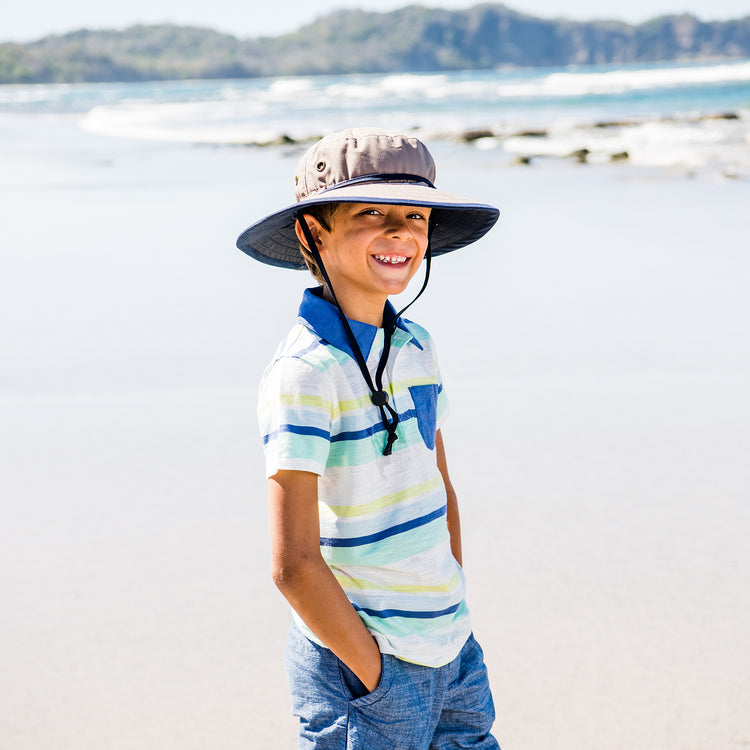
top-left (294, 215), bottom-right (323, 251)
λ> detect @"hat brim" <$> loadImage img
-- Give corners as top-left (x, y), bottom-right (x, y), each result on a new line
top-left (236, 181), bottom-right (499, 269)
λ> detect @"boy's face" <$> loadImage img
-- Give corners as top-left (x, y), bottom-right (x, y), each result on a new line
top-left (310, 202), bottom-right (431, 324)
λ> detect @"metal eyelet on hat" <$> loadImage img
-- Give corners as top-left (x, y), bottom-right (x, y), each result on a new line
top-left (316, 161), bottom-right (326, 172)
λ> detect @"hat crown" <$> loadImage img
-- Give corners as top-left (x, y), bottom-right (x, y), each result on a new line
top-left (294, 128), bottom-right (437, 202)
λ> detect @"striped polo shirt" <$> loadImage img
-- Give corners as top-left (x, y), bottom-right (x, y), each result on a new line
top-left (258, 287), bottom-right (471, 668)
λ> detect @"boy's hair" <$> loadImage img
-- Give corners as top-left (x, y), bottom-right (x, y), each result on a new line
top-left (298, 203), bottom-right (340, 286)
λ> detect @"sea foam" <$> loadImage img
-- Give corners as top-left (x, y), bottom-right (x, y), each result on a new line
top-left (5, 59), bottom-right (745, 174)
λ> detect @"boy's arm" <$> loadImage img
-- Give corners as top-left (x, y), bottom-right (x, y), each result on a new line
top-left (268, 469), bottom-right (382, 692)
top-left (436, 429), bottom-right (463, 566)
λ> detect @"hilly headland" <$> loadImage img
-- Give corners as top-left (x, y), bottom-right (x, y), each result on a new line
top-left (1, 4), bottom-right (749, 84)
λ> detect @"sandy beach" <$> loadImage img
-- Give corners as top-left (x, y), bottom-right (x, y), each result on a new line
top-left (1, 113), bottom-right (749, 749)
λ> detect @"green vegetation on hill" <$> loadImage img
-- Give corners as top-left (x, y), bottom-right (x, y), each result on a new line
top-left (2, 4), bottom-right (749, 84)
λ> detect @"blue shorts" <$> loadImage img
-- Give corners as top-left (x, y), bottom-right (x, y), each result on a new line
top-left (285, 623), bottom-right (501, 750)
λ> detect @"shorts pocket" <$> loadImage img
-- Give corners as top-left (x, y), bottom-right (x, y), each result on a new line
top-left (346, 653), bottom-right (392, 708)
top-left (338, 653), bottom-right (381, 701)
top-left (408, 383), bottom-right (438, 450)
top-left (345, 656), bottom-right (430, 749)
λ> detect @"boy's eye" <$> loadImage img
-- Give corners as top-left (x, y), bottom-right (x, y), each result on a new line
top-left (357, 207), bottom-right (427, 220)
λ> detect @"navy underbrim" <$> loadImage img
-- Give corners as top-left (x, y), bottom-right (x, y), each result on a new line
top-left (236, 193), bottom-right (499, 269)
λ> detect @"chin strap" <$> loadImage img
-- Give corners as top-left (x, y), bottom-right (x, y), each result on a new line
top-left (296, 211), bottom-right (433, 456)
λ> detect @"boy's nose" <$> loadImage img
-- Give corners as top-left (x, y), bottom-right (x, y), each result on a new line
top-left (384, 212), bottom-right (412, 237)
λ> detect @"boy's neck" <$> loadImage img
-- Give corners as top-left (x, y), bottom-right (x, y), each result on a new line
top-left (322, 286), bottom-right (387, 328)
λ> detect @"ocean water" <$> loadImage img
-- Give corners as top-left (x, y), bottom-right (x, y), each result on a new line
top-left (1, 58), bottom-right (749, 172)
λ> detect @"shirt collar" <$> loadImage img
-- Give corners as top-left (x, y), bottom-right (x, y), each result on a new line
top-left (297, 287), bottom-right (421, 361)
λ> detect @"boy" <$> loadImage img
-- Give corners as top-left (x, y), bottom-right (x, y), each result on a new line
top-left (237, 128), bottom-right (500, 749)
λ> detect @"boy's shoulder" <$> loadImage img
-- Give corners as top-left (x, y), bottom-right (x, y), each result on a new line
top-left (259, 324), bottom-right (340, 410)
top-left (395, 317), bottom-right (442, 364)
top-left (399, 317), bottom-right (433, 346)
top-left (264, 321), bottom-right (346, 377)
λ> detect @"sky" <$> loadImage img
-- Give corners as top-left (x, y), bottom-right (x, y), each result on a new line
top-left (1, 0), bottom-right (748, 43)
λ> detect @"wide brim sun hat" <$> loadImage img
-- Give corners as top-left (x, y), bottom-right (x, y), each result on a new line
top-left (236, 127), bottom-right (500, 268)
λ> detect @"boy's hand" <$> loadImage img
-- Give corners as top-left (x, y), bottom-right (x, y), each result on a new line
top-left (269, 469), bottom-right (384, 693)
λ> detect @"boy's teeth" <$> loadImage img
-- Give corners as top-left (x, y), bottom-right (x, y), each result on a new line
top-left (374, 255), bottom-right (407, 264)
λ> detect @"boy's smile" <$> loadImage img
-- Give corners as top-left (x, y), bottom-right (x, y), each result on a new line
top-left (372, 254), bottom-right (409, 265)
top-left (302, 202), bottom-right (431, 327)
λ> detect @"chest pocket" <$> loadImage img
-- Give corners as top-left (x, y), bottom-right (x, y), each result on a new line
top-left (408, 384), bottom-right (438, 450)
